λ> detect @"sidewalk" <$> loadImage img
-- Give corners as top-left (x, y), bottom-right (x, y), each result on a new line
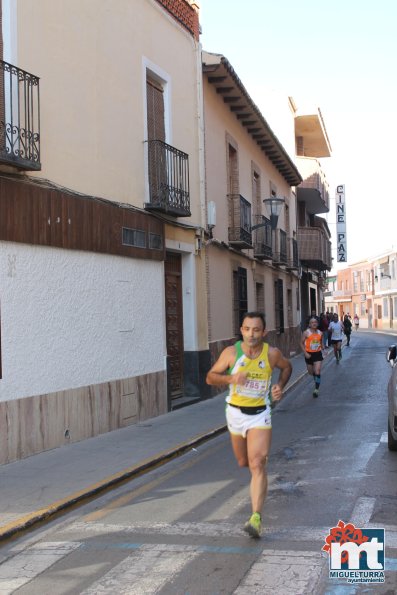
top-left (0, 350), bottom-right (316, 541)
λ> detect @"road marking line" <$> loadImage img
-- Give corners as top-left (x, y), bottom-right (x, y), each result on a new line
top-left (349, 497), bottom-right (376, 527)
top-left (80, 546), bottom-right (200, 594)
top-left (78, 541), bottom-right (261, 555)
top-left (83, 444), bottom-right (219, 523)
top-left (233, 550), bottom-right (324, 595)
top-left (65, 519), bottom-right (397, 548)
top-left (0, 541), bottom-right (80, 594)
top-left (0, 538), bottom-right (394, 594)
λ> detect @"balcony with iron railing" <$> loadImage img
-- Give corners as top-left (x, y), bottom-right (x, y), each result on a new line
top-left (332, 289), bottom-right (352, 299)
top-left (287, 237), bottom-right (299, 270)
top-left (374, 272), bottom-right (392, 291)
top-left (0, 60), bottom-right (41, 170)
top-left (296, 156), bottom-right (329, 214)
top-left (297, 226), bottom-right (332, 271)
top-left (145, 139), bottom-right (191, 217)
top-left (253, 214), bottom-right (272, 260)
top-left (272, 229), bottom-right (288, 266)
top-left (228, 194), bottom-right (252, 248)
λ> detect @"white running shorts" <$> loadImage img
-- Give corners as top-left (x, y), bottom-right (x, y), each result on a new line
top-left (226, 404), bottom-right (272, 437)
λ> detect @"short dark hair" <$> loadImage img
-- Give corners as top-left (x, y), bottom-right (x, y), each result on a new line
top-left (241, 311), bottom-right (266, 329)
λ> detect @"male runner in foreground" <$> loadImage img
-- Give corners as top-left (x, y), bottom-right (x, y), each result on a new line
top-left (206, 312), bottom-right (292, 538)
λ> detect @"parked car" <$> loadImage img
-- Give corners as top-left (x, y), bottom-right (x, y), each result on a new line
top-left (386, 345), bottom-right (397, 450)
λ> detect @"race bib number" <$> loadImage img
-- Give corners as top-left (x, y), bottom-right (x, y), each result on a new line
top-left (236, 379), bottom-right (269, 397)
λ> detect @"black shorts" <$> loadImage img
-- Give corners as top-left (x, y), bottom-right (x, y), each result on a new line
top-left (305, 351), bottom-right (323, 365)
top-left (331, 339), bottom-right (342, 345)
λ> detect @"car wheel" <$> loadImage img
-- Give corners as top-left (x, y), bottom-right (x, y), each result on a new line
top-left (388, 419), bottom-right (397, 451)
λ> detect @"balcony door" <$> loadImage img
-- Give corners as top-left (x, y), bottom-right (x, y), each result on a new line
top-left (146, 76), bottom-right (166, 207)
top-left (146, 77), bottom-right (165, 143)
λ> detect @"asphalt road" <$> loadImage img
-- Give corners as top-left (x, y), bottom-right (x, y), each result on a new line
top-left (0, 331), bottom-right (396, 594)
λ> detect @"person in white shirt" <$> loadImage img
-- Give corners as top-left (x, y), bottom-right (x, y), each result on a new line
top-left (328, 313), bottom-right (345, 364)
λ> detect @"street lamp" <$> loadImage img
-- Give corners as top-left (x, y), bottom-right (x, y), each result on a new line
top-left (263, 197), bottom-right (285, 230)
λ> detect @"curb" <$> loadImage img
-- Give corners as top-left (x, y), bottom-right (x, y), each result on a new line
top-left (0, 426), bottom-right (227, 542)
top-left (0, 355), bottom-right (317, 543)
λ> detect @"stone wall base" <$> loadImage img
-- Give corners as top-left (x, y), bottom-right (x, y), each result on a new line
top-left (0, 370), bottom-right (167, 465)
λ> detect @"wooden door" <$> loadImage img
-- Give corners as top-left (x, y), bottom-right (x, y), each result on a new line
top-left (165, 252), bottom-right (184, 398)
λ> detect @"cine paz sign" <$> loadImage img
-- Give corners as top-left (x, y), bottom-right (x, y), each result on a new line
top-left (336, 185), bottom-right (347, 262)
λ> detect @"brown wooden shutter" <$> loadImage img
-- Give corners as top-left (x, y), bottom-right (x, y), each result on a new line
top-left (146, 78), bottom-right (165, 142)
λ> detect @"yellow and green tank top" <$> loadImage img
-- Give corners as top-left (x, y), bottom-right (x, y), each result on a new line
top-left (226, 341), bottom-right (272, 407)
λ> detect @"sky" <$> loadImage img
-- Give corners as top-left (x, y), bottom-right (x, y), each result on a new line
top-left (199, 0), bottom-right (397, 270)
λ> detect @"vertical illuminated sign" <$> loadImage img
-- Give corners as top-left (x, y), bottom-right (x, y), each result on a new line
top-left (336, 185), bottom-right (347, 262)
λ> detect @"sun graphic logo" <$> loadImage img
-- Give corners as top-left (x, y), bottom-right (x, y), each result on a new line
top-left (323, 520), bottom-right (385, 584)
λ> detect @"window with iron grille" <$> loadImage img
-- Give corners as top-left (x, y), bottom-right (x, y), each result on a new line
top-left (287, 289), bottom-right (293, 327)
top-left (353, 270), bottom-right (358, 292)
top-left (122, 227), bottom-right (146, 248)
top-left (274, 278), bottom-right (284, 334)
top-left (366, 270), bottom-right (372, 291)
top-left (359, 272), bottom-right (364, 292)
top-left (252, 169), bottom-right (261, 217)
top-left (233, 267), bottom-right (247, 336)
top-left (256, 282), bottom-right (264, 313)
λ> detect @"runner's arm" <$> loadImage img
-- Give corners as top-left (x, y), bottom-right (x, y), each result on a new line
top-left (300, 330), bottom-right (311, 358)
top-left (268, 348), bottom-right (292, 401)
top-left (206, 346), bottom-right (247, 386)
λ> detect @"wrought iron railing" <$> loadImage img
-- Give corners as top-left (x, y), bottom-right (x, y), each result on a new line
top-left (296, 157), bottom-right (329, 211)
top-left (297, 226), bottom-right (332, 270)
top-left (253, 215), bottom-right (272, 259)
top-left (287, 237), bottom-right (299, 269)
top-left (228, 194), bottom-right (252, 247)
top-left (0, 60), bottom-right (40, 170)
top-left (145, 139), bottom-right (190, 217)
top-left (273, 229), bottom-right (288, 265)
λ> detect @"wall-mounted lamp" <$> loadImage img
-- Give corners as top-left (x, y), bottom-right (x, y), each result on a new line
top-left (207, 200), bottom-right (216, 238)
top-left (263, 197), bottom-right (285, 230)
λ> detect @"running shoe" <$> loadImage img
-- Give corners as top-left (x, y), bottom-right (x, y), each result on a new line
top-left (243, 512), bottom-right (262, 538)
top-left (313, 389), bottom-right (319, 398)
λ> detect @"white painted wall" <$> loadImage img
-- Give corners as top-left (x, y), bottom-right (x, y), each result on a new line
top-left (0, 241), bottom-right (166, 401)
